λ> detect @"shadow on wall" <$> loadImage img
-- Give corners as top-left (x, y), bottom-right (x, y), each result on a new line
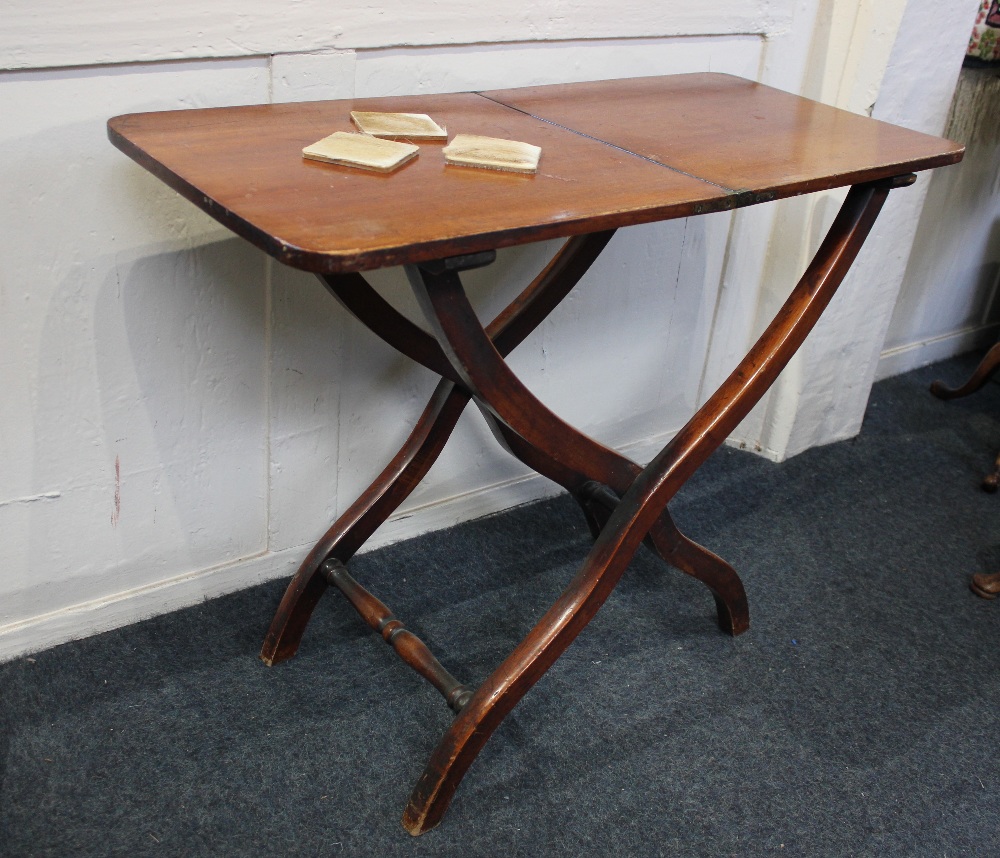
top-left (26, 236), bottom-right (268, 622)
top-left (18, 212), bottom-right (722, 632)
top-left (109, 237), bottom-right (268, 574)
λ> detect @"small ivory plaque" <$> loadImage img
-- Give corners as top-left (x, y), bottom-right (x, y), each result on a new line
top-left (350, 111), bottom-right (448, 141)
top-left (302, 131), bottom-right (419, 173)
top-left (442, 134), bottom-right (541, 174)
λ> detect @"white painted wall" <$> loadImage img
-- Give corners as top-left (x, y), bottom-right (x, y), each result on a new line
top-left (728, 0), bottom-right (979, 459)
top-left (0, 1), bottom-right (976, 660)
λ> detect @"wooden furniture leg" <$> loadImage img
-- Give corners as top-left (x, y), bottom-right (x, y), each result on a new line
top-left (261, 233), bottom-right (614, 664)
top-left (480, 410), bottom-right (749, 634)
top-left (264, 228), bottom-right (750, 665)
top-left (929, 333), bottom-right (1000, 493)
top-left (260, 379), bottom-right (468, 665)
top-left (400, 176), bottom-right (906, 834)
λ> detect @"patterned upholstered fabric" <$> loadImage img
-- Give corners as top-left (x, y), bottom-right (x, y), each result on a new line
top-left (968, 1), bottom-right (1000, 62)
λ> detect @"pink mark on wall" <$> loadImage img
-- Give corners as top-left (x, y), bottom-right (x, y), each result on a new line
top-left (112, 455), bottom-right (121, 527)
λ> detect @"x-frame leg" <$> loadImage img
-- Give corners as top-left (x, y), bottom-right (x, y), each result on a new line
top-left (261, 229), bottom-right (741, 664)
top-left (262, 175), bottom-right (911, 835)
top-left (260, 231), bottom-right (619, 665)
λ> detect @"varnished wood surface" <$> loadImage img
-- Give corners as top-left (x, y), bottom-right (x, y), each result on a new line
top-left (483, 74), bottom-right (964, 201)
top-left (259, 232), bottom-right (618, 667)
top-left (107, 75), bottom-right (962, 274)
top-left (109, 75), bottom-right (964, 835)
top-left (108, 92), bottom-right (722, 274)
top-left (401, 176), bottom-right (899, 835)
top-left (323, 559), bottom-right (473, 712)
top-left (930, 341), bottom-right (1000, 400)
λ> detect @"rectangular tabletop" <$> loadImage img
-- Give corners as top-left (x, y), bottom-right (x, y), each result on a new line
top-left (108, 74), bottom-right (963, 274)
top-left (483, 74), bottom-right (964, 199)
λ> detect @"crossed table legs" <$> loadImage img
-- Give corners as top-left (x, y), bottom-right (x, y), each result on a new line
top-left (260, 175), bottom-right (911, 834)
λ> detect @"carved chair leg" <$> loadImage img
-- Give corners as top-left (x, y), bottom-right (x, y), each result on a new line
top-left (930, 341), bottom-right (1000, 400)
top-left (262, 233), bottom-right (616, 665)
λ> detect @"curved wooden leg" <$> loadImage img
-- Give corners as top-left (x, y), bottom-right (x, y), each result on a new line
top-left (646, 514), bottom-right (749, 635)
top-left (930, 341), bottom-right (1000, 400)
top-left (261, 380), bottom-right (469, 665)
top-left (971, 571), bottom-right (1000, 599)
top-left (402, 505), bottom-right (652, 834)
top-left (262, 233), bottom-right (616, 665)
top-left (487, 417), bottom-right (750, 633)
top-left (399, 482), bottom-right (743, 835)
top-left (402, 178), bottom-right (900, 833)
top-left (410, 254), bottom-right (755, 635)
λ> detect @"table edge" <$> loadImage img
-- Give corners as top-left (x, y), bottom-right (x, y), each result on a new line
top-left (107, 75), bottom-right (965, 274)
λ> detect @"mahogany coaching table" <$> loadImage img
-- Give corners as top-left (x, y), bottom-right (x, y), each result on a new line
top-left (108, 74), bottom-right (963, 834)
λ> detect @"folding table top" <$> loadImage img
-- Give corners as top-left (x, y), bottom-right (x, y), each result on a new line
top-left (108, 73), bottom-right (963, 274)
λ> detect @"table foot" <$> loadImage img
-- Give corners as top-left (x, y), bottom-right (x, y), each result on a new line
top-left (324, 559), bottom-right (474, 712)
top-left (577, 481), bottom-right (748, 635)
top-left (647, 514), bottom-right (749, 635)
top-left (402, 501), bottom-right (650, 835)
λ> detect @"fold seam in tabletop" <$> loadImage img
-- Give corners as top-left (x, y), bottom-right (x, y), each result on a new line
top-left (475, 90), bottom-right (737, 195)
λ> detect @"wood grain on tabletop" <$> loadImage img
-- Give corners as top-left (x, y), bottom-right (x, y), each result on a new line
top-left (482, 73), bottom-right (965, 198)
top-left (107, 92), bottom-right (725, 274)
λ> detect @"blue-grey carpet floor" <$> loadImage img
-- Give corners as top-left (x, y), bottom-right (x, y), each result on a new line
top-left (2, 354), bottom-right (999, 857)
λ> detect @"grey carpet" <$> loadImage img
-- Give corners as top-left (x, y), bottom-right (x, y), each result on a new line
top-left (2, 353), bottom-right (999, 856)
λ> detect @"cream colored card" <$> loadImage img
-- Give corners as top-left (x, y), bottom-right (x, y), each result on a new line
top-left (350, 111), bottom-right (448, 141)
top-left (442, 134), bottom-right (541, 174)
top-left (302, 131), bottom-right (419, 173)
